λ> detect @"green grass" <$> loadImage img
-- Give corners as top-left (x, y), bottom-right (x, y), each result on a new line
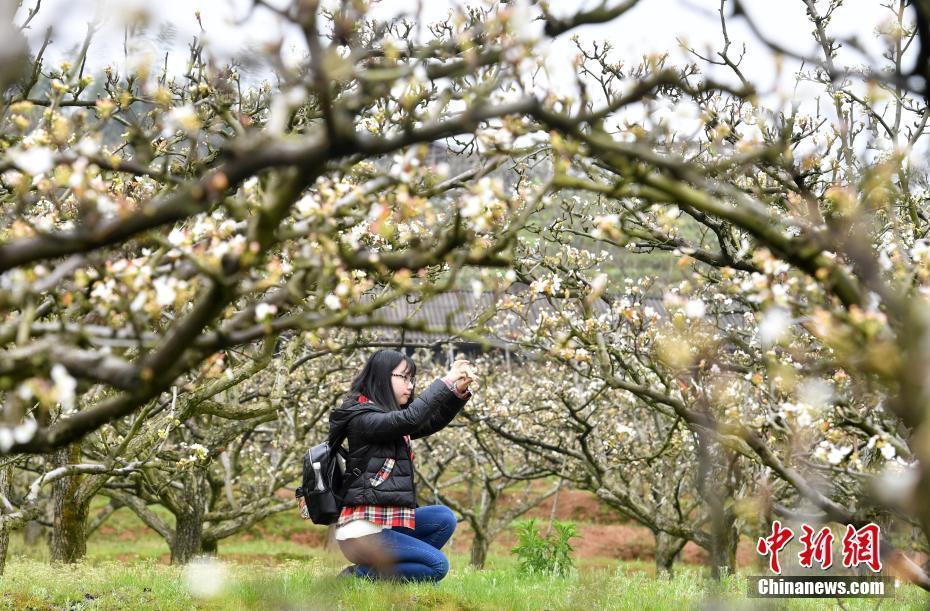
top-left (3, 498), bottom-right (928, 609)
top-left (2, 554), bottom-right (928, 610)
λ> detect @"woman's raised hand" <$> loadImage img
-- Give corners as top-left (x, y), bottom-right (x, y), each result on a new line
top-left (445, 358), bottom-right (476, 392)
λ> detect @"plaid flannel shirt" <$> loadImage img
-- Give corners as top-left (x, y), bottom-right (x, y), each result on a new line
top-left (337, 377), bottom-right (471, 530)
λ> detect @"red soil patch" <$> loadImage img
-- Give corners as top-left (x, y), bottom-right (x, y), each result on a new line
top-left (519, 489), bottom-right (629, 524)
top-left (97, 524), bottom-right (160, 542)
top-left (246, 519), bottom-right (326, 545)
top-left (288, 529), bottom-right (325, 546)
top-left (679, 540), bottom-right (757, 566)
top-left (439, 488), bottom-right (629, 525)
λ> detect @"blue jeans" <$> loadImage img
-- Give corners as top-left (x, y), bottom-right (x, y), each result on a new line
top-left (337, 505), bottom-right (457, 583)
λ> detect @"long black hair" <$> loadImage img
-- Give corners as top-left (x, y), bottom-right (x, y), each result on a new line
top-left (344, 349), bottom-right (416, 411)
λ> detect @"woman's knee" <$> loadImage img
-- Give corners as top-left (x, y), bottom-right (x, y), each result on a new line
top-left (429, 551), bottom-right (450, 581)
top-left (426, 505), bottom-right (457, 531)
top-left (441, 506), bottom-right (457, 531)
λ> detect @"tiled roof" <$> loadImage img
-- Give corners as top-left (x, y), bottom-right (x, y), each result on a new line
top-left (351, 283), bottom-right (750, 348)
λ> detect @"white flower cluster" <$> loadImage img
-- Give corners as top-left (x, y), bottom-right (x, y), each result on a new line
top-left (388, 150), bottom-right (423, 184)
top-left (459, 177), bottom-right (507, 233)
top-left (166, 211), bottom-right (248, 269)
top-left (591, 214), bottom-right (621, 241)
top-left (0, 419), bottom-right (38, 451)
top-left (866, 435), bottom-right (898, 460)
top-left (662, 291), bottom-right (707, 320)
top-left (778, 401), bottom-right (822, 428)
top-left (529, 274), bottom-right (562, 296)
top-left (813, 440), bottom-right (852, 466)
top-left (161, 104), bottom-right (201, 137)
top-left (178, 442), bottom-right (210, 467)
top-left (9, 145), bottom-right (55, 176)
top-left (182, 556), bottom-right (229, 599)
top-left (254, 303), bottom-right (278, 322)
top-left (295, 193), bottom-right (322, 218)
top-left (51, 364), bottom-right (77, 413)
top-left (910, 240), bottom-right (930, 265)
top-left (758, 307), bottom-right (792, 346)
top-left (614, 422), bottom-right (636, 437)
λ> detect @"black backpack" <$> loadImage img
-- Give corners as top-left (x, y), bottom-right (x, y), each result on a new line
top-left (296, 424), bottom-right (363, 524)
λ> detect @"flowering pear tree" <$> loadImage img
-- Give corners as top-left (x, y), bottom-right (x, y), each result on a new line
top-left (0, 0), bottom-right (581, 455)
top-left (412, 351), bottom-right (563, 569)
top-left (101, 333), bottom-right (361, 563)
top-left (487, 0), bottom-right (930, 587)
top-left (474, 305), bottom-right (764, 576)
top-left (499, 206), bottom-right (928, 580)
top-left (0, 336), bottom-right (279, 565)
top-left (4, 0), bottom-right (739, 570)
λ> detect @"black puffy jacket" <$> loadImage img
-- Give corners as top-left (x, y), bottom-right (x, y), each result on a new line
top-left (328, 378), bottom-right (468, 509)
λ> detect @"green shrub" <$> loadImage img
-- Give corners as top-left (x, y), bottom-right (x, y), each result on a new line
top-left (510, 519), bottom-right (578, 576)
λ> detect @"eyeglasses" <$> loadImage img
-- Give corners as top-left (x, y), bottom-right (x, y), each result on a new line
top-left (391, 373), bottom-right (415, 385)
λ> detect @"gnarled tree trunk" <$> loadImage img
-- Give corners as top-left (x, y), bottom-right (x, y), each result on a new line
top-left (50, 443), bottom-right (89, 563)
top-left (696, 432), bottom-right (742, 580)
top-left (0, 464), bottom-right (11, 575)
top-left (709, 517), bottom-right (739, 579)
top-left (170, 504), bottom-right (204, 564)
top-left (469, 531), bottom-right (490, 569)
top-left (654, 531), bottom-right (687, 577)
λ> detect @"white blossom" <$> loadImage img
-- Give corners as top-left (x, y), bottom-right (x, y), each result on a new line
top-left (827, 445), bottom-right (852, 465)
top-left (255, 303), bottom-right (278, 322)
top-left (0, 428), bottom-right (13, 453)
top-left (739, 123), bottom-right (764, 144)
top-left (759, 307), bottom-right (791, 347)
top-left (684, 299), bottom-right (705, 319)
top-left (189, 443), bottom-right (209, 461)
top-left (96, 195), bottom-right (118, 216)
top-left (461, 194), bottom-right (482, 218)
top-left (182, 556), bottom-right (228, 599)
top-left (167, 227), bottom-right (186, 247)
top-left (153, 276), bottom-right (177, 307)
top-left (507, 0), bottom-right (538, 42)
top-left (13, 418), bottom-right (37, 443)
top-left (162, 104), bottom-right (200, 136)
top-left (16, 383), bottom-right (33, 400)
top-left (10, 146), bottom-right (54, 175)
top-left (880, 443), bottom-right (896, 460)
top-left (798, 378), bottom-right (833, 412)
top-left (76, 136), bottom-right (100, 157)
top-left (295, 194), bottom-right (320, 216)
top-left (130, 291), bottom-right (148, 312)
top-left (875, 461), bottom-right (918, 505)
top-left (51, 364), bottom-right (77, 413)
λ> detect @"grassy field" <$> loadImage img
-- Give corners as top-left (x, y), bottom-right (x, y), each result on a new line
top-left (3, 553), bottom-right (928, 610)
top-left (2, 502), bottom-right (927, 610)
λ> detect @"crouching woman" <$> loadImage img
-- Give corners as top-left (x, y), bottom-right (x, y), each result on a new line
top-left (328, 349), bottom-right (475, 582)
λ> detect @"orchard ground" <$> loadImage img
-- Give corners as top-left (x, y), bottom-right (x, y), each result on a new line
top-left (2, 487), bottom-right (926, 610)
